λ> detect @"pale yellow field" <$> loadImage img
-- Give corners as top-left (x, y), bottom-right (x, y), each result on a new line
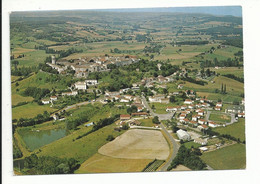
top-left (98, 129), bottom-right (170, 160)
top-left (76, 153), bottom-right (152, 173)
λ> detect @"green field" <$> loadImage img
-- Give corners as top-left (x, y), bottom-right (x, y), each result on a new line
top-left (76, 153), bottom-right (152, 173)
top-left (211, 67), bottom-right (244, 78)
top-left (138, 118), bottom-right (156, 127)
top-left (215, 118), bottom-right (245, 141)
top-left (209, 113), bottom-right (231, 123)
top-left (150, 102), bottom-right (179, 114)
top-left (201, 143), bottom-right (246, 170)
top-left (12, 102), bottom-right (57, 120)
top-left (37, 122), bottom-right (126, 163)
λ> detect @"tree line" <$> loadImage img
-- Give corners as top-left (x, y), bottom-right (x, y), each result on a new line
top-left (167, 145), bottom-right (207, 171)
top-left (15, 111), bottom-right (52, 127)
top-left (23, 87), bottom-right (50, 101)
top-left (23, 154), bottom-right (79, 174)
top-left (75, 114), bottom-right (120, 140)
top-left (223, 74), bottom-right (244, 83)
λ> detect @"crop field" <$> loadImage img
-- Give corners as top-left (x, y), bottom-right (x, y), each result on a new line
top-left (76, 153), bottom-right (152, 173)
top-left (98, 129), bottom-right (170, 160)
top-left (209, 113), bottom-right (231, 123)
top-left (215, 118), bottom-right (245, 141)
top-left (37, 123), bottom-right (127, 163)
top-left (201, 143), bottom-right (246, 170)
top-left (12, 102), bottom-right (57, 120)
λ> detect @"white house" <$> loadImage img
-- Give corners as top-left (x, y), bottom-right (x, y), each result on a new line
top-left (50, 96), bottom-right (58, 101)
top-left (198, 110), bottom-right (204, 116)
top-left (215, 106), bottom-right (221, 111)
top-left (208, 121), bottom-right (218, 128)
top-left (74, 81), bottom-right (87, 90)
top-left (184, 99), bottom-right (193, 105)
top-left (41, 99), bottom-right (50, 105)
top-left (176, 129), bottom-right (191, 141)
top-left (192, 116), bottom-right (197, 121)
top-left (179, 114), bottom-right (186, 120)
top-left (198, 119), bottom-right (207, 125)
top-left (166, 107), bottom-right (175, 112)
top-left (198, 124), bottom-right (209, 130)
top-left (216, 102), bottom-right (223, 107)
top-left (238, 113), bottom-right (245, 118)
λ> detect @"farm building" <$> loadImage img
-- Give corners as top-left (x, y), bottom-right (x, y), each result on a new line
top-left (194, 138), bottom-right (207, 145)
top-left (120, 114), bottom-right (131, 120)
top-left (176, 129), bottom-right (191, 141)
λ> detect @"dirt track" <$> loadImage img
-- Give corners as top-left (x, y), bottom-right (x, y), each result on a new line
top-left (98, 129), bottom-right (169, 160)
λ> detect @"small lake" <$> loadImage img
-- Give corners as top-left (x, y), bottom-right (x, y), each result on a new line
top-left (19, 128), bottom-right (68, 151)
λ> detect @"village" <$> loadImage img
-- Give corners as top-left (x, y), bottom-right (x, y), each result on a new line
top-left (40, 57), bottom-right (245, 154)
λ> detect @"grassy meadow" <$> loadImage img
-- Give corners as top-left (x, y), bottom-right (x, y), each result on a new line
top-left (201, 143), bottom-right (246, 170)
top-left (215, 118), bottom-right (245, 141)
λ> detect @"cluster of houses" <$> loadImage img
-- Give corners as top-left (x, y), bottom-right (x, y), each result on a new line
top-left (73, 79), bottom-right (98, 90)
top-left (41, 95), bottom-right (58, 105)
top-left (166, 98), bottom-right (221, 132)
top-left (47, 55), bottom-right (140, 78)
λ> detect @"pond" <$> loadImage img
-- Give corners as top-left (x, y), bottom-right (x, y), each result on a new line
top-left (18, 128), bottom-right (68, 151)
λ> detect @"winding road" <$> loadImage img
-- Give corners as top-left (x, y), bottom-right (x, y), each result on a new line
top-left (141, 95), bottom-right (180, 171)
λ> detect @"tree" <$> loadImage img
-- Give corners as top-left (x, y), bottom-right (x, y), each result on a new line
top-left (170, 96), bottom-right (175, 103)
top-left (11, 60), bottom-right (19, 70)
top-left (106, 135), bottom-right (115, 141)
top-left (152, 116), bottom-right (160, 124)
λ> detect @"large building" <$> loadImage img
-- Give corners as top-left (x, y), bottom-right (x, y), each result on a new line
top-left (176, 129), bottom-right (191, 141)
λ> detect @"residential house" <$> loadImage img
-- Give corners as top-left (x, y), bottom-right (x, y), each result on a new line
top-left (41, 99), bottom-right (50, 105)
top-left (184, 99), bottom-right (193, 105)
top-left (238, 113), bottom-right (245, 118)
top-left (198, 119), bottom-right (207, 125)
top-left (208, 121), bottom-right (218, 128)
top-left (189, 121), bottom-right (198, 127)
top-left (50, 96), bottom-right (58, 101)
top-left (198, 124), bottom-right (209, 130)
top-left (166, 107), bottom-right (175, 112)
top-left (131, 112), bottom-right (148, 117)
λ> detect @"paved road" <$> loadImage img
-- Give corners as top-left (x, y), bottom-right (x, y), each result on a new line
top-left (141, 95), bottom-right (180, 171)
top-left (159, 124), bottom-right (180, 171)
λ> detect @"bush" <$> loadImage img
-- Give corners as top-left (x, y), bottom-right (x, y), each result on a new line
top-left (106, 135), bottom-right (115, 141)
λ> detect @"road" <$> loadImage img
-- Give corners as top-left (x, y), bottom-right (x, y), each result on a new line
top-left (141, 95), bottom-right (180, 171)
top-left (159, 124), bottom-right (180, 171)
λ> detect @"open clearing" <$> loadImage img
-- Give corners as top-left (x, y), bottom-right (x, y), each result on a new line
top-left (98, 129), bottom-right (169, 160)
top-left (76, 153), bottom-right (152, 173)
top-left (201, 143), bottom-right (246, 170)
